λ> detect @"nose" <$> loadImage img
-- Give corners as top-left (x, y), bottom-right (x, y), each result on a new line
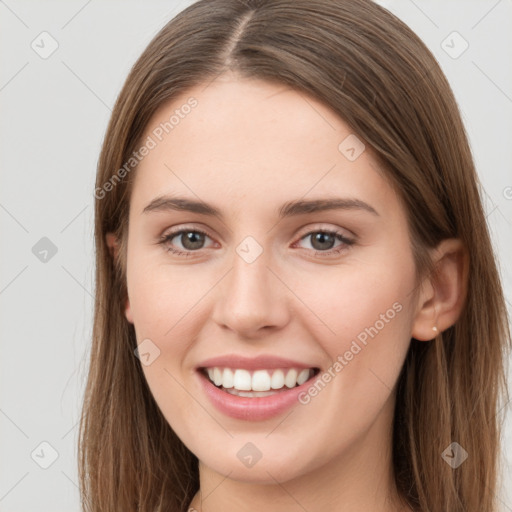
top-left (211, 248), bottom-right (291, 339)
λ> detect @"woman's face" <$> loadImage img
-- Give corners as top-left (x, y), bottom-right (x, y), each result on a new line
top-left (123, 73), bottom-right (422, 482)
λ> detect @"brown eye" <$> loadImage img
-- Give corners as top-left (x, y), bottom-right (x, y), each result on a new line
top-left (159, 228), bottom-right (213, 256)
top-left (309, 232), bottom-right (337, 251)
top-left (176, 231), bottom-right (206, 250)
top-left (297, 230), bottom-right (354, 255)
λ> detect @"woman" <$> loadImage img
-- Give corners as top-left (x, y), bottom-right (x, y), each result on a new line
top-left (79, 0), bottom-right (511, 511)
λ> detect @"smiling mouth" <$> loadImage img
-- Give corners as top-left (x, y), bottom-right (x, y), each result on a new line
top-left (200, 366), bottom-right (320, 397)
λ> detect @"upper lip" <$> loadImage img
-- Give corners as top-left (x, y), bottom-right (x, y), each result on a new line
top-left (196, 354), bottom-right (318, 371)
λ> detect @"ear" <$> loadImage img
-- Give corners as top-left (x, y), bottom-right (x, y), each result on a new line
top-left (124, 298), bottom-right (134, 324)
top-left (411, 238), bottom-right (468, 341)
top-left (106, 232), bottom-right (119, 261)
top-left (105, 232), bottom-right (133, 324)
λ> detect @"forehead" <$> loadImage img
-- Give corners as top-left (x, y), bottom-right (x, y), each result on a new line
top-left (131, 74), bottom-right (399, 220)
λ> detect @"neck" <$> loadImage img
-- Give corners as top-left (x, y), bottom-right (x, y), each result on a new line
top-left (188, 394), bottom-right (412, 512)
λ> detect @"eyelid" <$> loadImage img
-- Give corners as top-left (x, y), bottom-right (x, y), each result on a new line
top-left (294, 223), bottom-right (356, 240)
top-left (160, 223), bottom-right (214, 239)
top-left (159, 225), bottom-right (216, 247)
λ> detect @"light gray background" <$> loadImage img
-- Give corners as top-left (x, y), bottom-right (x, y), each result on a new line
top-left (0, 1), bottom-right (511, 510)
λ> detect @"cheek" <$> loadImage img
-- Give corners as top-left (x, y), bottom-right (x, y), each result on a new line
top-left (125, 254), bottom-right (222, 411)
top-left (126, 259), bottom-right (208, 429)
top-left (126, 254), bottom-right (212, 339)
top-left (291, 252), bottom-right (416, 408)
top-left (292, 253), bottom-right (415, 347)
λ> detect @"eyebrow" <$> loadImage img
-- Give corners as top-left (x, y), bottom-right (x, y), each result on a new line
top-left (142, 195), bottom-right (379, 218)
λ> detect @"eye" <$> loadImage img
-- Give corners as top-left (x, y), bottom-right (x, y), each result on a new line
top-left (294, 229), bottom-right (355, 256)
top-left (158, 227), bottom-right (214, 256)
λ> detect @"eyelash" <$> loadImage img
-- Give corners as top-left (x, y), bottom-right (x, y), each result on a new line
top-left (158, 227), bottom-right (355, 258)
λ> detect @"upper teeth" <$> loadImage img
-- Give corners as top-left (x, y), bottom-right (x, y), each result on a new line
top-left (206, 367), bottom-right (312, 391)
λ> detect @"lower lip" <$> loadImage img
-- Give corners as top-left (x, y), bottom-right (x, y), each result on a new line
top-left (197, 370), bottom-right (316, 421)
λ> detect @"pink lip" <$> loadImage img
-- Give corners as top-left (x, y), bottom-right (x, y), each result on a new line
top-left (196, 368), bottom-right (319, 422)
top-left (196, 354), bottom-right (314, 371)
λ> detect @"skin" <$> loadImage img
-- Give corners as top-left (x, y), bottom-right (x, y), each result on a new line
top-left (107, 71), bottom-right (467, 512)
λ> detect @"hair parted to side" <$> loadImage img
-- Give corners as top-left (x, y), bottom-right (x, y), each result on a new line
top-left (79, 1), bottom-right (511, 511)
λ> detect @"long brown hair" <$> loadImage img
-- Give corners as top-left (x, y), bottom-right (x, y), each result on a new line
top-left (79, 1), bottom-right (511, 510)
